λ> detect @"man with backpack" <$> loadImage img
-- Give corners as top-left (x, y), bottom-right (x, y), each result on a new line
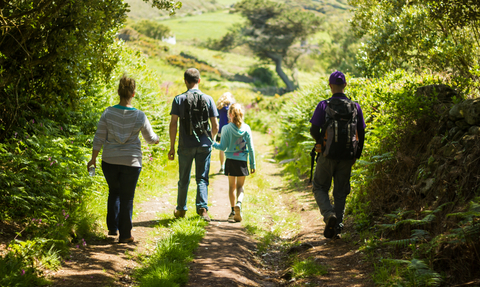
top-left (310, 71), bottom-right (366, 239)
top-left (168, 68), bottom-right (219, 222)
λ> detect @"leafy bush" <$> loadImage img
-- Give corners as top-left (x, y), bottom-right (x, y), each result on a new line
top-left (248, 66), bottom-right (280, 87)
top-left (0, 41), bottom-right (171, 285)
top-left (165, 55), bottom-right (220, 76)
top-left (131, 19), bottom-right (172, 40)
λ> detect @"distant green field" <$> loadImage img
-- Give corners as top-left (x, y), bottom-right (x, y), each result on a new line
top-left (159, 10), bottom-right (244, 42)
top-left (125, 0), bottom-right (239, 19)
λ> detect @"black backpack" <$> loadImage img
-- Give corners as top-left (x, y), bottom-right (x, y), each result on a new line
top-left (319, 97), bottom-right (358, 160)
top-left (182, 91), bottom-right (211, 142)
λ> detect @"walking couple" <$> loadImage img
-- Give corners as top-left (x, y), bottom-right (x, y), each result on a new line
top-left (169, 68), bottom-right (256, 223)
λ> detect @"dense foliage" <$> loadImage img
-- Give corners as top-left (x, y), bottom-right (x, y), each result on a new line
top-left (0, 0), bottom-right (177, 284)
top-left (250, 69), bottom-right (480, 285)
top-left (349, 0), bottom-right (480, 91)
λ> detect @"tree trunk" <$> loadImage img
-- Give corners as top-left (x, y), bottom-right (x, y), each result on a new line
top-left (265, 52), bottom-right (295, 92)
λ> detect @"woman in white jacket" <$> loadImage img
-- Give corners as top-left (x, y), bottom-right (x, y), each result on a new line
top-left (87, 75), bottom-right (159, 243)
top-left (213, 103), bottom-right (255, 222)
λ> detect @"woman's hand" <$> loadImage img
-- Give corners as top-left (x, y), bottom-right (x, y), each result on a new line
top-left (251, 168), bottom-right (255, 174)
top-left (87, 159), bottom-right (96, 171)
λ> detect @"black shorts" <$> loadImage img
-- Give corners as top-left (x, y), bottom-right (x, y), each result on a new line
top-left (224, 158), bottom-right (249, 176)
top-left (215, 134), bottom-right (221, 143)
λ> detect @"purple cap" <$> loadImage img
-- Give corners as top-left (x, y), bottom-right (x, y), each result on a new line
top-left (329, 71), bottom-right (346, 85)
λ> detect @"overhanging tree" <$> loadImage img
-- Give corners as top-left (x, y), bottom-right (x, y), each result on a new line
top-left (233, 0), bottom-right (322, 92)
top-left (0, 0), bottom-right (181, 141)
top-left (349, 0), bottom-right (480, 83)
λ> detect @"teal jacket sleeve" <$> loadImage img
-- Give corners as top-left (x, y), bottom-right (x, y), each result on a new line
top-left (212, 125), bottom-right (230, 151)
top-left (246, 128), bottom-right (255, 169)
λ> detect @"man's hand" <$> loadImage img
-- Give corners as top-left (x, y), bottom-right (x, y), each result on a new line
top-left (168, 148), bottom-right (175, 160)
top-left (251, 168), bottom-right (256, 174)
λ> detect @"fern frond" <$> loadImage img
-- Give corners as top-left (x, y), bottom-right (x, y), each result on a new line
top-left (411, 229), bottom-right (430, 239)
top-left (385, 238), bottom-right (417, 248)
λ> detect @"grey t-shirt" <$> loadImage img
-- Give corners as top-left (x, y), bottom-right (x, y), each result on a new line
top-left (170, 89), bottom-right (219, 148)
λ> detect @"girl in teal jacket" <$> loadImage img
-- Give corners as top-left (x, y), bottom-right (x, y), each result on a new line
top-left (213, 103), bottom-right (255, 222)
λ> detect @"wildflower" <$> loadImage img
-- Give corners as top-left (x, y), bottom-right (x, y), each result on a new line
top-left (76, 245), bottom-right (79, 248)
top-left (268, 128), bottom-right (272, 135)
top-left (50, 161), bottom-right (54, 166)
top-left (286, 142), bottom-right (289, 147)
top-left (40, 123), bottom-right (43, 127)
top-left (14, 132), bottom-right (17, 138)
top-left (32, 119), bottom-right (34, 124)
top-left (48, 157), bottom-right (51, 161)
top-left (60, 126), bottom-right (63, 131)
top-left (82, 239), bottom-right (87, 247)
top-left (21, 270), bottom-right (25, 276)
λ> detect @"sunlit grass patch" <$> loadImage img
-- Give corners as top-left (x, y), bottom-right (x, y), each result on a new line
top-left (240, 133), bottom-right (302, 251)
top-left (134, 216), bottom-right (208, 287)
top-left (291, 257), bottom-right (328, 279)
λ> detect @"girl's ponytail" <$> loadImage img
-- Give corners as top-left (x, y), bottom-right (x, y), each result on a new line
top-left (229, 103), bottom-right (244, 128)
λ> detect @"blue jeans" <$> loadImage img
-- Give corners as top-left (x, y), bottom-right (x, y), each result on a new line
top-left (177, 146), bottom-right (212, 213)
top-left (102, 161), bottom-right (141, 240)
top-left (312, 155), bottom-right (355, 226)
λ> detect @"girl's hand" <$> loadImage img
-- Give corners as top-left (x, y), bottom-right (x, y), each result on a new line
top-left (251, 168), bottom-right (255, 174)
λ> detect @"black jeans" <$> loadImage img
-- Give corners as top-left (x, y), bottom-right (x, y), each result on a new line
top-left (102, 161), bottom-right (141, 239)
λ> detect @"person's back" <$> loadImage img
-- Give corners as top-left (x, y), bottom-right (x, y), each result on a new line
top-left (212, 103), bottom-right (255, 222)
top-left (88, 75), bottom-right (159, 243)
top-left (309, 71), bottom-right (366, 239)
top-left (168, 68), bottom-right (219, 222)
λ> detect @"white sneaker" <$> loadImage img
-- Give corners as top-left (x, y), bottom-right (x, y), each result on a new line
top-left (228, 211), bottom-right (235, 222)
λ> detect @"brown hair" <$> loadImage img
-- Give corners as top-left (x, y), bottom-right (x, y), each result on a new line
top-left (118, 74), bottom-right (136, 100)
top-left (184, 68), bottom-right (200, 84)
top-left (228, 103), bottom-right (244, 128)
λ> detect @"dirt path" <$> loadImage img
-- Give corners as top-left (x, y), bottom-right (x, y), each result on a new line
top-left (48, 192), bottom-right (176, 286)
top-left (187, 169), bottom-right (274, 287)
top-left (48, 131), bottom-right (373, 286)
top-left (187, 131), bottom-right (373, 286)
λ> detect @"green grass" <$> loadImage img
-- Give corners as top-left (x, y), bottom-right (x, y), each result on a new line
top-left (134, 216), bottom-right (208, 286)
top-left (159, 10), bottom-right (244, 42)
top-left (291, 257), bottom-right (328, 279)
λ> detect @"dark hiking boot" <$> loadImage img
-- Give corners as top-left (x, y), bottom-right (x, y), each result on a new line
top-left (198, 208), bottom-right (211, 222)
top-left (324, 214), bottom-right (337, 239)
top-left (174, 209), bottom-right (186, 218)
top-left (118, 236), bottom-right (134, 243)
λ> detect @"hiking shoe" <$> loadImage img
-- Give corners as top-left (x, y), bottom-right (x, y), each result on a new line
top-left (219, 168), bottom-right (225, 174)
top-left (324, 214), bottom-right (337, 239)
top-left (198, 208), bottom-right (211, 222)
top-left (228, 211), bottom-right (235, 222)
top-left (233, 205), bottom-right (242, 222)
top-left (108, 230), bottom-right (117, 236)
top-left (174, 209), bottom-right (186, 218)
top-left (119, 236), bottom-right (134, 243)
